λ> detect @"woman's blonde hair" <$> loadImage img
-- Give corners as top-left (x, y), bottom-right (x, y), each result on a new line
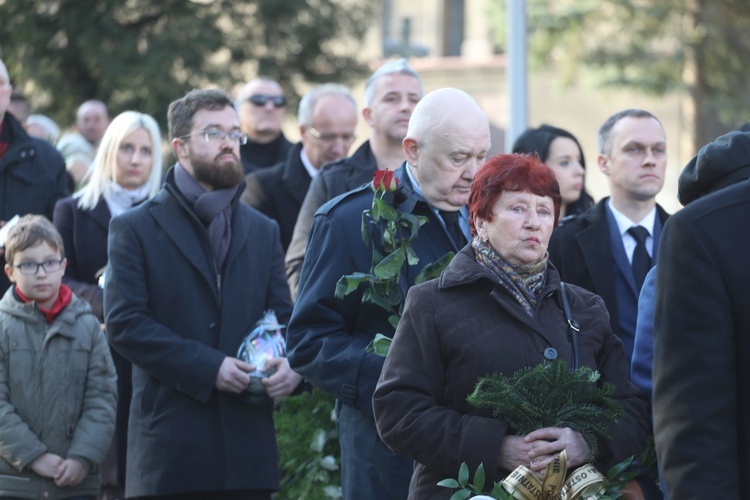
top-left (75, 111), bottom-right (163, 210)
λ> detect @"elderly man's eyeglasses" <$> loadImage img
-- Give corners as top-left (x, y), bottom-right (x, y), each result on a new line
top-left (248, 94), bottom-right (287, 108)
top-left (308, 127), bottom-right (356, 145)
top-left (12, 259), bottom-right (64, 275)
top-left (180, 128), bottom-right (248, 145)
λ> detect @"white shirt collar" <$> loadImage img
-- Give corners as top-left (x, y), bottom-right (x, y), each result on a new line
top-left (607, 200), bottom-right (657, 237)
top-left (300, 148), bottom-right (319, 179)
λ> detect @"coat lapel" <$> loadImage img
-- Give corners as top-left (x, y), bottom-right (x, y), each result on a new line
top-left (280, 150), bottom-right (312, 208)
top-left (149, 189), bottom-right (217, 293)
top-left (85, 198), bottom-right (112, 232)
top-left (575, 201), bottom-right (617, 303)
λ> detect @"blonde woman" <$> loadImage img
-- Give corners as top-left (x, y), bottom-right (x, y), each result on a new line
top-left (52, 110), bottom-right (162, 496)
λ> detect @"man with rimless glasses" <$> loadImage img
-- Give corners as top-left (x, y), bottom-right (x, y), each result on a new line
top-left (242, 83), bottom-right (358, 252)
top-left (235, 77), bottom-right (294, 175)
top-left (105, 88), bottom-right (301, 499)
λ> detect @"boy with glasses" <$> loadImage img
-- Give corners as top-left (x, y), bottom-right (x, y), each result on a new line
top-left (0, 214), bottom-right (116, 499)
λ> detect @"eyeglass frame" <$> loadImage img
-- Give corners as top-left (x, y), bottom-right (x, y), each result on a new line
top-left (307, 127), bottom-right (356, 145)
top-left (11, 259), bottom-right (65, 275)
top-left (179, 128), bottom-right (248, 145)
top-left (247, 94), bottom-right (287, 108)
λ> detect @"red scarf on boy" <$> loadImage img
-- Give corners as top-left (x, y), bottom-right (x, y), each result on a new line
top-left (16, 284), bottom-right (73, 324)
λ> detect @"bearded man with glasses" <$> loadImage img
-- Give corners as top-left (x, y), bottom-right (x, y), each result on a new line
top-left (105, 88), bottom-right (301, 499)
top-left (235, 77), bottom-right (294, 175)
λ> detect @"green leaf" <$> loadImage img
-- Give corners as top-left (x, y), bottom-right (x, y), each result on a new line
top-left (491, 482), bottom-right (510, 499)
top-left (372, 196), bottom-right (399, 222)
top-left (449, 491), bottom-right (472, 500)
top-left (437, 479), bottom-right (461, 488)
top-left (606, 455), bottom-right (635, 480)
top-left (365, 334), bottom-right (392, 357)
top-left (415, 251), bottom-right (455, 284)
top-left (457, 462), bottom-right (469, 487)
top-left (472, 463), bottom-right (486, 493)
top-left (387, 313), bottom-right (400, 330)
top-left (362, 288), bottom-right (394, 313)
top-left (373, 248), bottom-right (405, 280)
top-left (334, 273), bottom-right (372, 299)
top-left (405, 241), bottom-right (420, 265)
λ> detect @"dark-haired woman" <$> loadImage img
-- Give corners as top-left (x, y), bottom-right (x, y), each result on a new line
top-left (513, 124), bottom-right (594, 219)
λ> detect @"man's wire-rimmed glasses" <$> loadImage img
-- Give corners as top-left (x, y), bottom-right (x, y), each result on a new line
top-left (180, 128), bottom-right (248, 145)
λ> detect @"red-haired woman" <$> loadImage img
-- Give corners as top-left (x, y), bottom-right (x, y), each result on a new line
top-left (373, 154), bottom-right (649, 498)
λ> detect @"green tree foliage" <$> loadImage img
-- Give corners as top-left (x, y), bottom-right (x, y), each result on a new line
top-left (0, 0), bottom-right (374, 128)
top-left (487, 0), bottom-right (750, 148)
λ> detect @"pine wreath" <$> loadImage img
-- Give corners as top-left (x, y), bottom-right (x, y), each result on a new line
top-left (466, 359), bottom-right (623, 457)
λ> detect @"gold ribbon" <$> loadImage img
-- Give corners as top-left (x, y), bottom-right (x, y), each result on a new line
top-left (501, 450), bottom-right (607, 500)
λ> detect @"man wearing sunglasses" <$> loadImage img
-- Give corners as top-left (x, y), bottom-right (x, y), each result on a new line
top-left (235, 77), bottom-right (294, 175)
top-left (242, 84), bottom-right (358, 253)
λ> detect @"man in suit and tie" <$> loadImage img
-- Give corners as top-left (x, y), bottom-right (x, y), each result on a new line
top-left (287, 88), bottom-right (490, 499)
top-left (548, 109), bottom-right (669, 362)
top-left (241, 84), bottom-right (357, 252)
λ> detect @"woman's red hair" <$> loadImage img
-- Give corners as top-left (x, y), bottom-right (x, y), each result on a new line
top-left (469, 154), bottom-right (562, 235)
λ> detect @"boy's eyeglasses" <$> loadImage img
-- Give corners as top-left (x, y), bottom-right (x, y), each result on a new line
top-left (12, 259), bottom-right (64, 275)
top-left (180, 128), bottom-right (248, 145)
top-left (247, 94), bottom-right (287, 108)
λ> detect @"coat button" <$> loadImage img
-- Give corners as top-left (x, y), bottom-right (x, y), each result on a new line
top-left (544, 347), bottom-right (558, 360)
top-left (208, 323), bottom-right (218, 334)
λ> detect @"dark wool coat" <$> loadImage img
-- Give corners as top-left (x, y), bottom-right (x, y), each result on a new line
top-left (241, 142), bottom-right (309, 252)
top-left (653, 180), bottom-right (750, 498)
top-left (104, 167), bottom-right (293, 497)
top-left (53, 196), bottom-right (110, 320)
top-left (548, 198), bottom-right (669, 359)
top-left (0, 113), bottom-right (69, 294)
top-left (373, 246), bottom-right (650, 499)
top-left (285, 140), bottom-right (378, 294)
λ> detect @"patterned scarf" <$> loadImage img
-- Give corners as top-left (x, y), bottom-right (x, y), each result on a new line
top-left (472, 236), bottom-right (548, 317)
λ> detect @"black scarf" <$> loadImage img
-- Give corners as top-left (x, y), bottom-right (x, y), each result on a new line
top-left (174, 163), bottom-right (240, 271)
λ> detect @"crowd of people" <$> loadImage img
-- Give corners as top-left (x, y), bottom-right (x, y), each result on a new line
top-left (0, 52), bottom-right (747, 500)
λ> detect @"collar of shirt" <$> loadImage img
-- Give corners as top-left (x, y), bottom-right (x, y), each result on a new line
top-left (405, 162), bottom-right (470, 238)
top-left (300, 148), bottom-right (320, 179)
top-left (607, 199), bottom-right (657, 260)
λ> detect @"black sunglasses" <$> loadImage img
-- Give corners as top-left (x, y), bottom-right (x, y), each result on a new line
top-left (248, 94), bottom-right (287, 108)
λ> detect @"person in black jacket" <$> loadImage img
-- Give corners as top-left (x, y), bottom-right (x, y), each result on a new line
top-left (548, 109), bottom-right (669, 362)
top-left (235, 77), bottom-right (294, 175)
top-left (0, 58), bottom-right (69, 295)
top-left (241, 84), bottom-right (358, 251)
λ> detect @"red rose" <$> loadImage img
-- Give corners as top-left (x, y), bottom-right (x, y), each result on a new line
top-left (373, 169), bottom-right (398, 192)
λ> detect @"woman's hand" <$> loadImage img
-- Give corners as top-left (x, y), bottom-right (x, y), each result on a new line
top-left (497, 435), bottom-right (538, 471)
top-left (525, 427), bottom-right (591, 472)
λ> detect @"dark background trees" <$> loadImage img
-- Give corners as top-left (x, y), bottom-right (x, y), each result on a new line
top-left (488, 0), bottom-right (750, 150)
top-left (0, 0), bottom-right (374, 129)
